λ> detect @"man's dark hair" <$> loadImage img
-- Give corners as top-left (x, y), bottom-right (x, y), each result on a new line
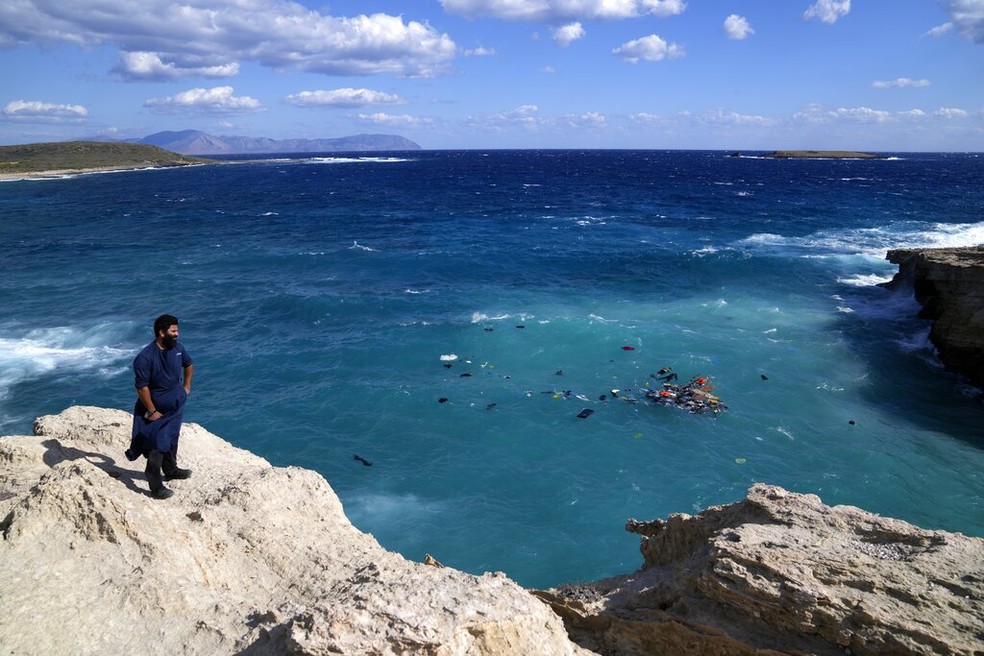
top-left (154, 314), bottom-right (179, 336)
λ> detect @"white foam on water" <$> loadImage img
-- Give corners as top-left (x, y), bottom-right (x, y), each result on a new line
top-left (0, 325), bottom-right (133, 400)
top-left (345, 492), bottom-right (446, 525)
top-left (837, 273), bottom-right (894, 287)
top-left (349, 240), bottom-right (377, 252)
top-left (471, 312), bottom-right (511, 323)
top-left (894, 327), bottom-right (933, 353)
top-left (739, 221), bottom-right (984, 260)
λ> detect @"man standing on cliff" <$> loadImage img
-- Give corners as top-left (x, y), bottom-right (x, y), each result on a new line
top-left (126, 314), bottom-right (194, 499)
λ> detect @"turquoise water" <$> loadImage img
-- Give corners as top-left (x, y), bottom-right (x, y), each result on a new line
top-left (1, 150), bottom-right (982, 587)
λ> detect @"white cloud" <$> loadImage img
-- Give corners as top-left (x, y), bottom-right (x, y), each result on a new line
top-left (477, 104), bottom-right (545, 131)
top-left (699, 109), bottom-right (774, 126)
top-left (898, 109), bottom-right (927, 119)
top-left (285, 89), bottom-right (403, 108)
top-left (794, 104), bottom-right (892, 123)
top-left (564, 111), bottom-right (607, 128)
top-left (357, 112), bottom-right (433, 127)
top-left (872, 78), bottom-right (931, 89)
top-left (0, 2), bottom-right (456, 78)
top-left (925, 22), bottom-right (954, 38)
top-left (440, 0), bottom-right (685, 21)
top-left (552, 22), bottom-right (585, 47)
top-left (723, 14), bottom-right (754, 40)
top-left (803, 0), bottom-right (851, 24)
top-left (144, 86), bottom-right (262, 113)
top-left (116, 52), bottom-right (239, 81)
top-left (613, 34), bottom-right (684, 62)
top-left (464, 46), bottom-right (497, 56)
top-left (935, 107), bottom-right (969, 118)
top-left (939, 0), bottom-right (984, 42)
top-left (629, 112), bottom-right (663, 124)
top-left (1, 100), bottom-right (88, 121)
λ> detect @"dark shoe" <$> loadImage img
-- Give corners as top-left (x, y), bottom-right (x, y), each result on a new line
top-left (153, 487), bottom-right (175, 500)
top-left (124, 448), bottom-right (139, 462)
top-left (164, 468), bottom-right (193, 481)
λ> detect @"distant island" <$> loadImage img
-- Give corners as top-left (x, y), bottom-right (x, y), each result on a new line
top-left (747, 150), bottom-right (885, 159)
top-left (0, 131), bottom-right (423, 179)
top-left (123, 130), bottom-right (421, 156)
top-left (0, 141), bottom-right (209, 178)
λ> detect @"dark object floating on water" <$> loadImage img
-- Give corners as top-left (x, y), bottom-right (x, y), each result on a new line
top-left (656, 367), bottom-right (671, 375)
top-left (577, 408), bottom-right (595, 419)
top-left (516, 325), bottom-right (525, 329)
top-left (484, 327), bottom-right (494, 332)
top-left (599, 394), bottom-right (607, 401)
top-left (438, 397), bottom-right (448, 403)
top-left (443, 363), bottom-right (453, 368)
top-left (761, 374), bottom-right (769, 381)
top-left (621, 346), bottom-right (636, 351)
top-left (460, 372), bottom-right (472, 377)
top-left (645, 376), bottom-right (726, 415)
top-left (554, 369), bottom-right (564, 376)
top-left (353, 454), bottom-right (373, 467)
top-left (486, 403), bottom-right (497, 410)
top-left (849, 419), bottom-right (857, 425)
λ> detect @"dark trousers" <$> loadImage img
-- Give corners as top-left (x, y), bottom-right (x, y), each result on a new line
top-left (145, 442), bottom-right (179, 493)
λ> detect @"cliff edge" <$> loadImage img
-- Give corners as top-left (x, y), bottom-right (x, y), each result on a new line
top-left (883, 246), bottom-right (984, 388)
top-left (0, 406), bottom-right (588, 655)
top-left (3, 407), bottom-right (983, 655)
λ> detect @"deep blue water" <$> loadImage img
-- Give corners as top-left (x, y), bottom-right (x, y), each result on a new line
top-left (2, 150), bottom-right (983, 588)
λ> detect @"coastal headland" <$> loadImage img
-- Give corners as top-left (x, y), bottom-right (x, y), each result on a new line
top-left (0, 141), bottom-right (210, 180)
top-left (883, 245), bottom-right (984, 388)
top-left (2, 406), bottom-right (982, 655)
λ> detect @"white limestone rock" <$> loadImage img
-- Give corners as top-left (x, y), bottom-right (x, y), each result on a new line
top-left (0, 406), bottom-right (591, 656)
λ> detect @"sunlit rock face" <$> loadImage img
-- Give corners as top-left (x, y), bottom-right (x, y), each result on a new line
top-left (0, 406), bottom-right (590, 656)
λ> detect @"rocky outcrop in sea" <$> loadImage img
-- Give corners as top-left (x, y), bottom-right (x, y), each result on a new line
top-left (883, 245), bottom-right (984, 388)
top-left (2, 407), bottom-right (982, 654)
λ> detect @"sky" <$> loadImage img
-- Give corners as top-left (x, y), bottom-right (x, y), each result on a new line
top-left (1, 0), bottom-right (983, 151)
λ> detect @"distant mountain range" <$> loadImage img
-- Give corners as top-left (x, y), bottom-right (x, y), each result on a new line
top-left (101, 130), bottom-right (421, 156)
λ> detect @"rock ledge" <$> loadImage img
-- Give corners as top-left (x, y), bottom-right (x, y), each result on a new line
top-left (0, 406), bottom-right (587, 655)
top-left (539, 484), bottom-right (984, 655)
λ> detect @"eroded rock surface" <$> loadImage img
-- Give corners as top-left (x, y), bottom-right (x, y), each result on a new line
top-left (0, 406), bottom-right (589, 656)
top-left (539, 484), bottom-right (984, 655)
top-left (884, 246), bottom-right (984, 387)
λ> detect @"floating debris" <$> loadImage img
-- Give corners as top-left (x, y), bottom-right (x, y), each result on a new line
top-left (644, 375), bottom-right (726, 415)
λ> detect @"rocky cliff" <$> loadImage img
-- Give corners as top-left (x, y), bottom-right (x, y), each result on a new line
top-left (539, 485), bottom-right (984, 655)
top-left (883, 246), bottom-right (984, 388)
top-left (0, 406), bottom-right (588, 655)
top-left (3, 407), bottom-right (983, 655)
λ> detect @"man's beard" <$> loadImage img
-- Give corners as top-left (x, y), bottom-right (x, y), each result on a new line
top-left (162, 335), bottom-right (177, 349)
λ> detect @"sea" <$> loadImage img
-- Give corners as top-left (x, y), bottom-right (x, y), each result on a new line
top-left (2, 150), bottom-right (983, 588)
